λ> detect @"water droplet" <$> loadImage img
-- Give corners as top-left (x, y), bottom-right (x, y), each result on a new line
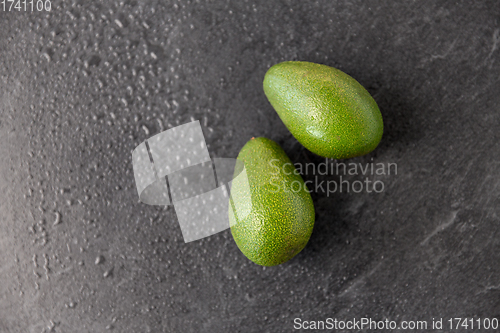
top-left (95, 255), bottom-right (104, 265)
top-left (43, 253), bottom-right (50, 280)
top-left (42, 52), bottom-right (51, 62)
top-left (53, 212), bottom-right (61, 225)
top-left (103, 268), bottom-right (113, 278)
top-left (114, 19), bottom-right (123, 28)
top-left (66, 301), bottom-right (77, 308)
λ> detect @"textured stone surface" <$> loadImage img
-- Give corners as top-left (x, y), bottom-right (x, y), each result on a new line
top-left (1, 1), bottom-right (499, 332)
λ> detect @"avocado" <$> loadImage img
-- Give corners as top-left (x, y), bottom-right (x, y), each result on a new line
top-left (229, 137), bottom-right (315, 266)
top-left (263, 61), bottom-right (383, 159)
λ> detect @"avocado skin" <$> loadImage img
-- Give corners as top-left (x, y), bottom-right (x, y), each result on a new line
top-left (263, 61), bottom-right (383, 159)
top-left (229, 137), bottom-right (315, 266)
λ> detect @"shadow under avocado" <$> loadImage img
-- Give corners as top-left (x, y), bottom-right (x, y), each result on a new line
top-left (367, 82), bottom-right (424, 157)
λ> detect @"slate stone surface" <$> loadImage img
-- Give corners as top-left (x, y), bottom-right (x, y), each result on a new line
top-left (1, 1), bottom-right (499, 332)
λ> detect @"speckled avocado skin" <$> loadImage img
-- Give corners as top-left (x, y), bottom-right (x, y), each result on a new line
top-left (263, 61), bottom-right (383, 159)
top-left (229, 137), bottom-right (315, 266)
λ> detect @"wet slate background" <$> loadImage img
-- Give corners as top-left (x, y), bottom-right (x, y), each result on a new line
top-left (1, 1), bottom-right (500, 332)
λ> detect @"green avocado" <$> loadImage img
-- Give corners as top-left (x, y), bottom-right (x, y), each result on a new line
top-left (263, 61), bottom-right (383, 159)
top-left (229, 137), bottom-right (315, 266)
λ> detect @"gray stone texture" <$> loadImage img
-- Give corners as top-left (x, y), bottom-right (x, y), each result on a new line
top-left (0, 1), bottom-right (499, 332)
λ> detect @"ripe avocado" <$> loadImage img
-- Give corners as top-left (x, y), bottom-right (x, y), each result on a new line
top-left (263, 61), bottom-right (383, 159)
top-left (229, 137), bottom-right (315, 266)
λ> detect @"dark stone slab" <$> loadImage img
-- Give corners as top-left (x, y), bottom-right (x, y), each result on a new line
top-left (1, 1), bottom-right (499, 332)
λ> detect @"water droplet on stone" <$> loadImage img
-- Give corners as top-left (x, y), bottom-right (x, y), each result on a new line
top-left (42, 52), bottom-right (51, 62)
top-left (95, 255), bottom-right (104, 265)
top-left (103, 268), bottom-right (113, 278)
top-left (66, 301), bottom-right (77, 308)
top-left (53, 212), bottom-right (61, 225)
